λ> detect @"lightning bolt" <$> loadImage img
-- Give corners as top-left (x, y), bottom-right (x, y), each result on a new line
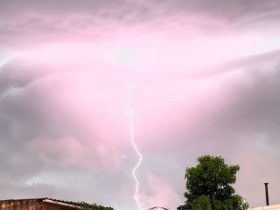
top-left (126, 84), bottom-right (143, 210)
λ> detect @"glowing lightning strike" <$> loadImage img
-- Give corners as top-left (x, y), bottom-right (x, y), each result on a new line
top-left (126, 84), bottom-right (143, 210)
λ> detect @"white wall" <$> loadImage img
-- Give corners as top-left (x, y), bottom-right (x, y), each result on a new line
top-left (248, 204), bottom-right (280, 210)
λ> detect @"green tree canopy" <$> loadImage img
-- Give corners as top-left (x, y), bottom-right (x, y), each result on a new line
top-left (184, 155), bottom-right (248, 210)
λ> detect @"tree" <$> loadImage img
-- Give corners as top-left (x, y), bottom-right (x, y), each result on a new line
top-left (184, 155), bottom-right (248, 210)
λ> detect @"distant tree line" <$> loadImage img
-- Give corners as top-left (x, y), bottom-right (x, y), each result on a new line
top-left (78, 201), bottom-right (114, 210)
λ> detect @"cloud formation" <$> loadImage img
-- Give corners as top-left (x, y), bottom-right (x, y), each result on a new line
top-left (1, 1), bottom-right (280, 210)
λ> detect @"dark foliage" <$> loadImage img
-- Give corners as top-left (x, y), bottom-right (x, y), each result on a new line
top-left (78, 201), bottom-right (114, 210)
top-left (184, 155), bottom-right (248, 210)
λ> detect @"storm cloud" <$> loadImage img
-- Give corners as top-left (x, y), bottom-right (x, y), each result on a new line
top-left (1, 1), bottom-right (280, 210)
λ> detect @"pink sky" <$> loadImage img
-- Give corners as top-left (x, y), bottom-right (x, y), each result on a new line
top-left (1, 1), bottom-right (280, 210)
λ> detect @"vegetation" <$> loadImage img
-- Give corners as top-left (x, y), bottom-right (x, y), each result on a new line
top-left (184, 155), bottom-right (248, 210)
top-left (192, 195), bottom-right (212, 210)
top-left (78, 201), bottom-right (114, 210)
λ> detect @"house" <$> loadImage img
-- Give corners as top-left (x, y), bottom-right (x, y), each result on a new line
top-left (0, 198), bottom-right (81, 210)
top-left (176, 203), bottom-right (280, 210)
top-left (248, 204), bottom-right (280, 210)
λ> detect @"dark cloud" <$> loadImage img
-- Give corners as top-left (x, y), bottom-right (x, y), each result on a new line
top-left (1, 0), bottom-right (280, 47)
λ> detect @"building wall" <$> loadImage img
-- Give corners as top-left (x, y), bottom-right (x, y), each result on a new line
top-left (0, 199), bottom-right (77, 210)
top-left (248, 204), bottom-right (280, 210)
top-left (0, 199), bottom-right (44, 210)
